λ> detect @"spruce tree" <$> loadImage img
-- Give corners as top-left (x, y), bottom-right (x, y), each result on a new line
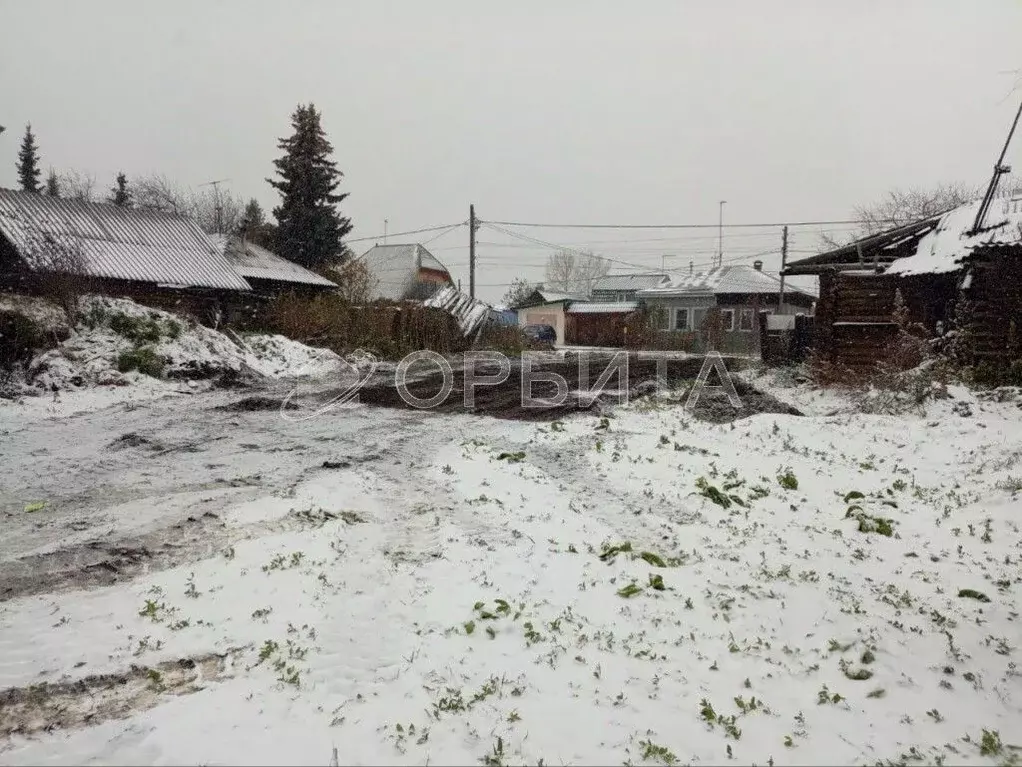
top-left (17, 124), bottom-right (42, 193)
top-left (239, 198), bottom-right (265, 231)
top-left (45, 169), bottom-right (60, 197)
top-left (108, 172), bottom-right (133, 207)
top-left (267, 103), bottom-right (352, 268)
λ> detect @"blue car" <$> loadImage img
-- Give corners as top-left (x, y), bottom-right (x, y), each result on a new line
top-left (522, 324), bottom-right (556, 344)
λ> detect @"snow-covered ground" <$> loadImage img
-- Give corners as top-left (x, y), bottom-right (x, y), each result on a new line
top-left (0, 374), bottom-right (1020, 766)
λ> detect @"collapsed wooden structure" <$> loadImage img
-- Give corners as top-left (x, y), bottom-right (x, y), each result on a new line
top-left (784, 196), bottom-right (1022, 371)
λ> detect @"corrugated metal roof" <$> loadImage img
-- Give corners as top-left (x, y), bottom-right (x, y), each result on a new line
top-left (638, 265), bottom-right (817, 299)
top-left (0, 188), bottom-right (251, 291)
top-left (591, 273), bottom-right (669, 291)
top-left (567, 301), bottom-right (639, 314)
top-left (358, 243), bottom-right (452, 300)
top-left (423, 284), bottom-right (492, 339)
top-left (211, 234), bottom-right (336, 288)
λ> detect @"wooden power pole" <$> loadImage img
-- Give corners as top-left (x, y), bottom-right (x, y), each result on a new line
top-left (778, 225), bottom-right (788, 310)
top-left (469, 204), bottom-right (477, 299)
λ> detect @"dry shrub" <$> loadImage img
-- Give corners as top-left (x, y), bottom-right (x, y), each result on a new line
top-left (263, 292), bottom-right (467, 359)
top-left (22, 233), bottom-right (88, 325)
top-left (322, 259), bottom-right (377, 305)
top-left (474, 323), bottom-right (530, 355)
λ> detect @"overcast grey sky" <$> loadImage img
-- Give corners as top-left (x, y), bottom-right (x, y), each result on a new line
top-left (2, 0), bottom-right (1021, 302)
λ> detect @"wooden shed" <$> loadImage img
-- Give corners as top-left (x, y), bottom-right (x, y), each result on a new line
top-left (784, 196), bottom-right (1022, 372)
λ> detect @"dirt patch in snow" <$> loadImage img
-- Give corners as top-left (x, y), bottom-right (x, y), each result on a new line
top-left (0, 647), bottom-right (247, 737)
top-left (215, 395), bottom-right (299, 412)
top-left (303, 354), bottom-right (802, 422)
top-left (0, 511), bottom-right (228, 602)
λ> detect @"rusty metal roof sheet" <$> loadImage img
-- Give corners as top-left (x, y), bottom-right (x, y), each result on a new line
top-left (0, 188), bottom-right (251, 291)
top-left (211, 234), bottom-right (336, 288)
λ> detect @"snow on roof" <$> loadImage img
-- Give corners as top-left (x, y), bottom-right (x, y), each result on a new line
top-left (566, 301), bottom-right (639, 314)
top-left (885, 196), bottom-right (1022, 276)
top-left (0, 187), bottom-right (251, 291)
top-left (422, 284), bottom-right (492, 339)
top-left (637, 265), bottom-right (818, 299)
top-left (358, 243), bottom-right (452, 300)
top-left (591, 273), bottom-right (669, 292)
top-left (210, 235), bottom-right (336, 288)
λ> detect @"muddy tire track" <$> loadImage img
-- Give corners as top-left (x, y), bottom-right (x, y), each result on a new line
top-left (0, 647), bottom-right (247, 737)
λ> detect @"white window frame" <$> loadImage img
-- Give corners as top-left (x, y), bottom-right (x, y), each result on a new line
top-left (719, 309), bottom-right (735, 332)
top-left (673, 308), bottom-right (690, 331)
top-left (739, 308), bottom-right (754, 332)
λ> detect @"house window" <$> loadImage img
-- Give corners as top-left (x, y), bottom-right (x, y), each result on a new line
top-left (739, 309), bottom-right (754, 331)
top-left (673, 308), bottom-right (689, 331)
top-left (719, 309), bottom-right (735, 332)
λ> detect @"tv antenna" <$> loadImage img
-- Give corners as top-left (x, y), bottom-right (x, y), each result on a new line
top-left (199, 178), bottom-right (231, 234)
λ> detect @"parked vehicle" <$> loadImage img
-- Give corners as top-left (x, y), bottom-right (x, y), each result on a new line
top-left (522, 324), bottom-right (556, 344)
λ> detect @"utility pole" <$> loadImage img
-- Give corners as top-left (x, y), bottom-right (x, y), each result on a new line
top-left (778, 225), bottom-right (788, 311)
top-left (717, 200), bottom-right (727, 268)
top-left (384, 219), bottom-right (389, 244)
top-left (972, 98), bottom-right (1022, 233)
top-left (469, 204), bottom-right (477, 299)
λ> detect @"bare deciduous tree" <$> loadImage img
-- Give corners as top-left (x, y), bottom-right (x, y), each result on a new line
top-left (822, 179), bottom-right (1022, 250)
top-left (58, 170), bottom-right (97, 202)
top-left (133, 174), bottom-right (243, 234)
top-left (544, 249), bottom-right (611, 297)
top-left (325, 258), bottom-right (378, 304)
top-left (23, 231), bottom-right (88, 323)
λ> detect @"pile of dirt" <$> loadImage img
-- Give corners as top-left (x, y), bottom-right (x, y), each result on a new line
top-left (296, 353), bottom-right (802, 422)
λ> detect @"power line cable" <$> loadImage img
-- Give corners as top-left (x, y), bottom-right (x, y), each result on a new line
top-left (347, 222), bottom-right (464, 244)
top-left (484, 217), bottom-right (892, 230)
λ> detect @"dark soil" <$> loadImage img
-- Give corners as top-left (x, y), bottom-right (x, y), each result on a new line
top-left (322, 353), bottom-right (802, 422)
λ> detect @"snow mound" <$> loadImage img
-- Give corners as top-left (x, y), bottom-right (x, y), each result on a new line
top-left (26, 295), bottom-right (345, 392)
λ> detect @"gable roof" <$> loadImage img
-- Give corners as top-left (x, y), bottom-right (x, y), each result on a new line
top-left (638, 264), bottom-right (817, 299)
top-left (210, 234), bottom-right (336, 288)
top-left (784, 196), bottom-right (1022, 277)
top-left (0, 187), bottom-right (251, 291)
top-left (591, 273), bottom-right (670, 292)
top-left (517, 287), bottom-right (588, 307)
top-left (358, 243), bottom-right (452, 300)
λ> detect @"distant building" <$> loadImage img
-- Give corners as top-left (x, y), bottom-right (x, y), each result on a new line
top-left (514, 288), bottom-right (588, 346)
top-left (637, 262), bottom-right (816, 354)
top-left (590, 273), bottom-right (670, 302)
top-left (357, 243), bottom-right (453, 301)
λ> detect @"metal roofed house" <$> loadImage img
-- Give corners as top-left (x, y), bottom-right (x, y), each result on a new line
top-left (357, 243), bottom-right (453, 301)
top-left (636, 262), bottom-right (817, 354)
top-left (783, 195), bottom-right (1022, 372)
top-left (210, 234), bottom-right (336, 296)
top-left (0, 187), bottom-right (251, 295)
top-left (590, 273), bottom-right (670, 302)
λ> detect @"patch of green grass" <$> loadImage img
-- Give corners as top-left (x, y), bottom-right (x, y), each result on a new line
top-left (639, 739), bottom-right (678, 765)
top-left (599, 541), bottom-right (633, 561)
top-left (979, 729), bottom-right (1002, 757)
top-left (24, 501), bottom-right (46, 513)
top-left (777, 467), bottom-right (799, 490)
top-left (958, 588), bottom-right (991, 603)
top-left (617, 582), bottom-right (642, 598)
top-left (117, 346), bottom-right (165, 377)
top-left (648, 573), bottom-right (666, 591)
top-left (495, 451), bottom-right (526, 463)
top-left (109, 312), bottom-right (164, 345)
top-left (640, 551), bottom-right (667, 567)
